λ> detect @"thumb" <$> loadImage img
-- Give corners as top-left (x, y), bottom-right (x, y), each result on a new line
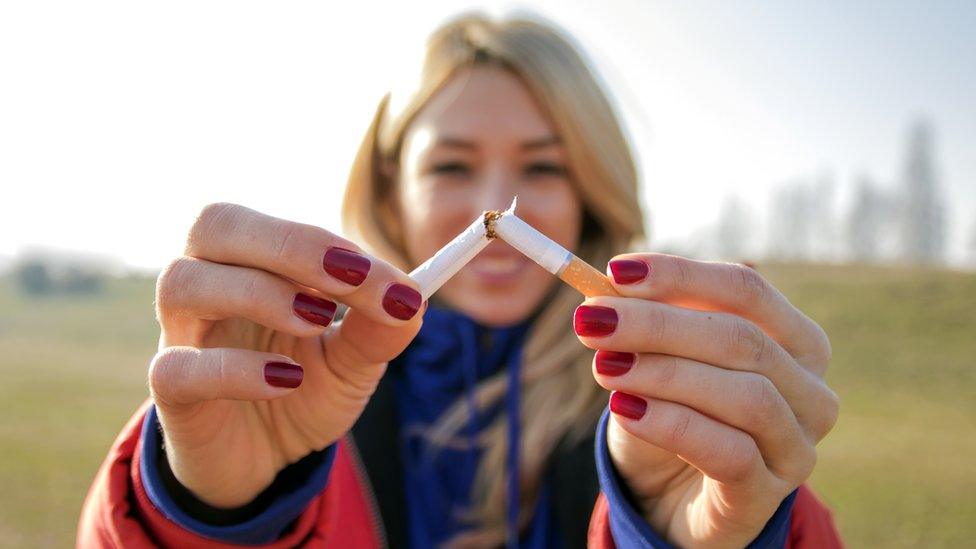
top-left (322, 303), bottom-right (425, 390)
top-left (149, 346), bottom-right (304, 408)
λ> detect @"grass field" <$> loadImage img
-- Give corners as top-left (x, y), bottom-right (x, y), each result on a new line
top-left (0, 264), bottom-right (973, 547)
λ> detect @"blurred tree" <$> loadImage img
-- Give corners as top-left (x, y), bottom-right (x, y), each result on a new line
top-left (63, 266), bottom-right (103, 294)
top-left (768, 180), bottom-right (814, 261)
top-left (14, 260), bottom-right (53, 295)
top-left (900, 119), bottom-right (946, 264)
top-left (809, 172), bottom-right (837, 261)
top-left (847, 177), bottom-right (885, 262)
top-left (11, 255), bottom-right (107, 296)
top-left (969, 214), bottom-right (976, 264)
top-left (716, 195), bottom-right (753, 260)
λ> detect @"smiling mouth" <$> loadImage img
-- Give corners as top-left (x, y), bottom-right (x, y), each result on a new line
top-left (467, 246), bottom-right (529, 281)
top-left (473, 256), bottom-right (522, 274)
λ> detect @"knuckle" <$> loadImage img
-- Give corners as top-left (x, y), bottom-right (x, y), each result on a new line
top-left (669, 257), bottom-right (693, 296)
top-left (813, 386), bottom-right (841, 441)
top-left (812, 323), bottom-right (833, 365)
top-left (661, 408), bottom-right (694, 446)
top-left (730, 320), bottom-right (769, 366)
top-left (732, 264), bottom-right (771, 306)
top-left (793, 444), bottom-right (818, 482)
top-left (722, 440), bottom-right (761, 483)
top-left (642, 306), bottom-right (669, 343)
top-left (148, 347), bottom-right (194, 402)
top-left (239, 269), bottom-right (266, 306)
top-left (742, 374), bottom-right (781, 429)
top-left (650, 355), bottom-right (681, 389)
top-left (155, 257), bottom-right (197, 312)
top-left (778, 442), bottom-right (818, 484)
top-left (213, 349), bottom-right (230, 396)
top-left (268, 220), bottom-right (309, 265)
top-left (186, 202), bottom-right (239, 255)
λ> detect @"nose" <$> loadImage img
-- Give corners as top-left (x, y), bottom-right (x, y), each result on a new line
top-left (477, 166), bottom-right (518, 213)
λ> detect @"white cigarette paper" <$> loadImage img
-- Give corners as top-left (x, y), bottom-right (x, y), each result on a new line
top-left (408, 197), bottom-right (615, 300)
top-left (492, 199), bottom-right (573, 276)
top-left (495, 197), bottom-right (619, 297)
top-left (409, 215), bottom-right (491, 300)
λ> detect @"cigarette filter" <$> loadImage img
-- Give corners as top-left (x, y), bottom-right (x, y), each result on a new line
top-left (492, 200), bottom-right (619, 298)
top-left (407, 198), bottom-right (618, 300)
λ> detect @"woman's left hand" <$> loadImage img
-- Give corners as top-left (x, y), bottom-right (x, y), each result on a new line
top-left (575, 253), bottom-right (838, 549)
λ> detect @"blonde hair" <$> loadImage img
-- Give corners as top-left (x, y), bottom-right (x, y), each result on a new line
top-left (342, 12), bottom-right (644, 545)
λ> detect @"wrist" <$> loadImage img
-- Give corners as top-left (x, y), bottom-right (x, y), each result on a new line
top-left (162, 435), bottom-right (280, 508)
top-left (140, 404), bottom-right (339, 544)
top-left (155, 402), bottom-right (293, 508)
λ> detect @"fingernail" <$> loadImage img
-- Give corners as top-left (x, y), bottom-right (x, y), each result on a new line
top-left (574, 305), bottom-right (618, 337)
top-left (323, 247), bottom-right (370, 286)
top-left (265, 362), bottom-right (303, 388)
top-left (609, 259), bottom-right (650, 285)
top-left (610, 391), bottom-right (647, 420)
top-left (595, 350), bottom-right (636, 376)
top-left (293, 293), bottom-right (337, 327)
top-left (382, 283), bottom-right (422, 320)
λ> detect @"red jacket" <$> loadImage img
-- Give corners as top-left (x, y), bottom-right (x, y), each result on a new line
top-left (77, 400), bottom-right (844, 548)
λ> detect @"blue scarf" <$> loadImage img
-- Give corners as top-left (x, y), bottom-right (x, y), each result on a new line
top-left (390, 304), bottom-right (558, 548)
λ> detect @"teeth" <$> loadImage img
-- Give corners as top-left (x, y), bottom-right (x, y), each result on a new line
top-left (476, 257), bottom-right (520, 274)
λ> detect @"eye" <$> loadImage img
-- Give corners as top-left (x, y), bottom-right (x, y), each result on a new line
top-left (524, 162), bottom-right (567, 178)
top-left (430, 161), bottom-right (471, 177)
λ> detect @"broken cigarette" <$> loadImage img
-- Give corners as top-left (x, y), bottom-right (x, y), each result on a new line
top-left (409, 214), bottom-right (492, 300)
top-left (492, 199), bottom-right (619, 298)
top-left (409, 198), bottom-right (618, 299)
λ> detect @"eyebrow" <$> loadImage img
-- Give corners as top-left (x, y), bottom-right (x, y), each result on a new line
top-left (435, 137), bottom-right (477, 150)
top-left (521, 135), bottom-right (561, 150)
top-left (432, 135), bottom-right (562, 151)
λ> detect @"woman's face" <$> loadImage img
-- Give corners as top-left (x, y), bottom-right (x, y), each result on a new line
top-left (395, 66), bottom-right (583, 326)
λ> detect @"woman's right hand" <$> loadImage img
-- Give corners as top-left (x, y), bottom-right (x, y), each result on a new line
top-left (149, 203), bottom-right (424, 508)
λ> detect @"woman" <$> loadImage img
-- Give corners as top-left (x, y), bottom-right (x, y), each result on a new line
top-left (78, 13), bottom-right (842, 548)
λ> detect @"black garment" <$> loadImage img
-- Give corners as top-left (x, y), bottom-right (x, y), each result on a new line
top-left (350, 372), bottom-right (600, 549)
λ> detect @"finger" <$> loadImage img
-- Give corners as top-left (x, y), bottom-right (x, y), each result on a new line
top-left (608, 391), bottom-right (772, 487)
top-left (575, 297), bottom-right (796, 372)
top-left (607, 254), bottom-right (830, 368)
top-left (156, 257), bottom-right (338, 339)
top-left (575, 299), bottom-right (839, 439)
top-left (594, 352), bottom-right (817, 482)
top-left (319, 304), bottom-right (426, 393)
top-left (184, 203), bottom-right (422, 326)
top-left (149, 346), bottom-right (304, 408)
top-left (284, 304), bottom-right (426, 438)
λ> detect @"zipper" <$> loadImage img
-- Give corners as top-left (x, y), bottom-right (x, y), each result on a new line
top-left (344, 435), bottom-right (389, 549)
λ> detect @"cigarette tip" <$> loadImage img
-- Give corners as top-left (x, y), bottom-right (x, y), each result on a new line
top-left (505, 196), bottom-right (518, 214)
top-left (483, 196), bottom-right (519, 239)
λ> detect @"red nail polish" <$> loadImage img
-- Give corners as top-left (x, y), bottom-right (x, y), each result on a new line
top-left (323, 247), bottom-right (370, 286)
top-left (574, 305), bottom-right (618, 337)
top-left (610, 391), bottom-right (647, 420)
top-left (383, 283), bottom-right (422, 320)
top-left (595, 350), bottom-right (636, 376)
top-left (293, 293), bottom-right (337, 327)
top-left (609, 259), bottom-right (649, 285)
top-left (265, 362), bottom-right (303, 388)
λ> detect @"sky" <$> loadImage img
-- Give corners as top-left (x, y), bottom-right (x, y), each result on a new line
top-left (1, 0), bottom-right (974, 270)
